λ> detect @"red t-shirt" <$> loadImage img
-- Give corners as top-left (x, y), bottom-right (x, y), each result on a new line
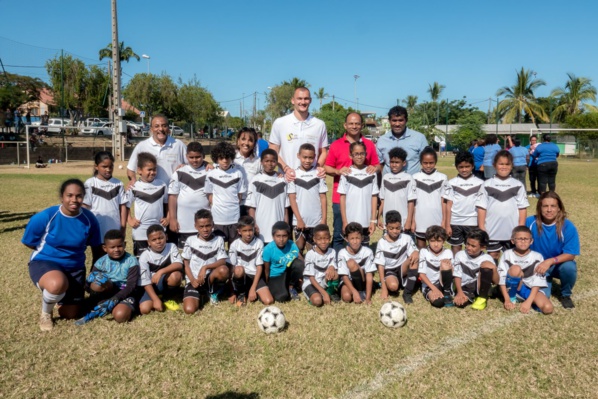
top-left (325, 134), bottom-right (380, 204)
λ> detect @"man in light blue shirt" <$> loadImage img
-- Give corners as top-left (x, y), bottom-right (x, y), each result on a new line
top-left (508, 138), bottom-right (529, 188)
top-left (376, 106), bottom-right (429, 175)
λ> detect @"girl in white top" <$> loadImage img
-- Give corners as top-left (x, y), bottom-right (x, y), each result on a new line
top-left (234, 127), bottom-right (261, 214)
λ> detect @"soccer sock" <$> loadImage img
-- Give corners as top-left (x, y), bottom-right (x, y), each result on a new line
top-left (441, 270), bottom-right (453, 296)
top-left (478, 269), bottom-right (494, 299)
top-left (232, 277), bottom-right (245, 294)
top-left (404, 268), bottom-right (418, 295)
top-left (505, 275), bottom-right (521, 299)
top-left (41, 290), bottom-right (65, 314)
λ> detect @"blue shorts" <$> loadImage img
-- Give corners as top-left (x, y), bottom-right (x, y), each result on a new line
top-left (139, 275), bottom-right (167, 304)
top-left (516, 284), bottom-right (544, 312)
top-left (28, 260), bottom-right (85, 305)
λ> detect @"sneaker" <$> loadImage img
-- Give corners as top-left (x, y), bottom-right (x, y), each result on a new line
top-left (289, 287), bottom-right (300, 301)
top-left (236, 293), bottom-right (246, 307)
top-left (209, 293), bottom-right (220, 306)
top-left (402, 292), bottom-right (413, 304)
top-left (359, 291), bottom-right (367, 301)
top-left (163, 300), bottom-right (180, 311)
top-left (471, 297), bottom-right (487, 310)
top-left (510, 296), bottom-right (518, 304)
top-left (443, 295), bottom-right (455, 307)
top-left (330, 293), bottom-right (341, 303)
top-left (39, 311), bottom-right (53, 331)
top-left (561, 296), bottom-right (575, 309)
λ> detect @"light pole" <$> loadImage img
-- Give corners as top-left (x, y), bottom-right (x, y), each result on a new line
top-left (353, 74), bottom-right (360, 110)
top-left (142, 54), bottom-right (150, 74)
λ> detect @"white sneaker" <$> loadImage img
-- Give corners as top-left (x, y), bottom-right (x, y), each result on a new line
top-left (39, 311), bottom-right (53, 331)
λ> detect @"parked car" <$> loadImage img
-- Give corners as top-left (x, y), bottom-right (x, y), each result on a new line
top-left (170, 125), bottom-right (185, 136)
top-left (80, 122), bottom-right (113, 136)
top-left (84, 117), bottom-right (110, 127)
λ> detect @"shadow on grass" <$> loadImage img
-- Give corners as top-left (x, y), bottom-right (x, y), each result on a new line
top-left (0, 211), bottom-right (35, 223)
top-left (0, 224), bottom-right (28, 235)
top-left (205, 392), bottom-right (260, 399)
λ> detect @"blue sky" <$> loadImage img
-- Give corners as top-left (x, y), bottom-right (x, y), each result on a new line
top-left (1, 0), bottom-right (597, 117)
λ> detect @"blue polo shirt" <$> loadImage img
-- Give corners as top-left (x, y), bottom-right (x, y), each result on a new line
top-left (533, 142), bottom-right (560, 165)
top-left (472, 146), bottom-right (485, 170)
top-left (526, 216), bottom-right (580, 259)
top-left (376, 128), bottom-right (428, 175)
top-left (509, 146), bottom-right (528, 167)
top-left (482, 143), bottom-right (502, 167)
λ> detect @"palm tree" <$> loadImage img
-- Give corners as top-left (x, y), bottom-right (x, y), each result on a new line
top-left (402, 95), bottom-right (418, 112)
top-left (427, 82), bottom-right (445, 102)
top-left (496, 67), bottom-right (548, 124)
top-left (551, 73), bottom-right (598, 118)
top-left (284, 77), bottom-right (309, 90)
top-left (314, 87), bottom-right (329, 109)
top-left (99, 42), bottom-right (140, 63)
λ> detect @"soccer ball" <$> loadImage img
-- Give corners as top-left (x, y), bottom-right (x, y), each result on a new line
top-left (379, 301), bottom-right (407, 328)
top-left (257, 306), bottom-right (286, 334)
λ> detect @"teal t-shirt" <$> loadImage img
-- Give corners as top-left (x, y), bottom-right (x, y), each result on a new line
top-left (262, 241), bottom-right (299, 277)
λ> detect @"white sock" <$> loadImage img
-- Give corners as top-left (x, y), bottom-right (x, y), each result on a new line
top-left (42, 290), bottom-right (65, 314)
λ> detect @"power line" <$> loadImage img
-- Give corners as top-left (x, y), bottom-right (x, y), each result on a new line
top-left (333, 95), bottom-right (390, 110)
top-left (3, 64), bottom-right (46, 69)
top-left (217, 92), bottom-right (256, 103)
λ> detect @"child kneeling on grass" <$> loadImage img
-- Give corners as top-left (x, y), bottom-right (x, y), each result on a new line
top-left (138, 224), bottom-right (184, 314)
top-left (418, 225), bottom-right (455, 308)
top-left (498, 226), bottom-right (553, 314)
top-left (337, 222), bottom-right (376, 304)
top-left (302, 224), bottom-right (339, 306)
top-left (77, 229), bottom-right (140, 325)
top-left (182, 209), bottom-right (229, 314)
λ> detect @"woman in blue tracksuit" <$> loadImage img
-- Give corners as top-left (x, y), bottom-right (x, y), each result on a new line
top-left (533, 134), bottom-right (560, 194)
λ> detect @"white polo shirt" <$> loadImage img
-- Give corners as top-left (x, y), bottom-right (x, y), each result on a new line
top-left (127, 135), bottom-right (187, 184)
top-left (269, 113), bottom-right (328, 169)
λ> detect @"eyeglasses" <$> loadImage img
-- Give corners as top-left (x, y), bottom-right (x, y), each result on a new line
top-left (351, 152), bottom-right (366, 157)
top-left (513, 237), bottom-right (532, 241)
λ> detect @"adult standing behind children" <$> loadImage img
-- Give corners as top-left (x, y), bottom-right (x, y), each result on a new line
top-left (509, 138), bottom-right (529, 188)
top-left (325, 113), bottom-right (379, 252)
top-left (533, 134), bottom-right (560, 194)
top-left (268, 87), bottom-right (328, 181)
top-left (376, 106), bottom-right (428, 176)
top-left (526, 192), bottom-right (579, 309)
top-left (482, 134), bottom-right (501, 179)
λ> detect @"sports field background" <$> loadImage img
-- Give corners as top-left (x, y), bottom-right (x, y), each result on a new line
top-left (0, 157), bottom-right (596, 398)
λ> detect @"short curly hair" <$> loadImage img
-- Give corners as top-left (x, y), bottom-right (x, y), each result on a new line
top-left (211, 141), bottom-right (236, 162)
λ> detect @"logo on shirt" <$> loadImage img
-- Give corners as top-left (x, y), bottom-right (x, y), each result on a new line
top-left (92, 186), bottom-right (120, 201)
top-left (286, 133), bottom-right (296, 142)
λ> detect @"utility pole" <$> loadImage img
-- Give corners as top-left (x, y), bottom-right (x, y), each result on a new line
top-left (332, 95), bottom-right (335, 112)
top-left (487, 97), bottom-right (492, 124)
top-left (253, 91), bottom-right (257, 128)
top-left (111, 0), bottom-right (124, 161)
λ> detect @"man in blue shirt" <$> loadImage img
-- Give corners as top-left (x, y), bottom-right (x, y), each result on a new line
top-left (376, 106), bottom-right (429, 176)
top-left (509, 138), bottom-right (529, 188)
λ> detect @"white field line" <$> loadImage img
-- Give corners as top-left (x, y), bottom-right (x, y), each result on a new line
top-left (340, 289), bottom-right (598, 399)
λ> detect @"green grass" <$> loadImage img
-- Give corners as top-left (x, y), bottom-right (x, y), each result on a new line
top-left (0, 157), bottom-right (596, 398)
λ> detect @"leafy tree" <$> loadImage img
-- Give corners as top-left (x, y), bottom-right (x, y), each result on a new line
top-left (563, 112), bottom-right (598, 140)
top-left (82, 65), bottom-right (110, 118)
top-left (123, 73), bottom-right (178, 119)
top-left (450, 113), bottom-right (487, 151)
top-left (177, 76), bottom-right (222, 131)
top-left (0, 72), bottom-right (47, 110)
top-left (46, 54), bottom-right (88, 123)
top-left (265, 83), bottom-right (294, 119)
top-left (314, 87), bottom-right (329, 109)
top-left (496, 67), bottom-right (548, 125)
top-left (226, 116), bottom-right (245, 131)
top-left (551, 73), bottom-right (598, 119)
top-left (98, 42), bottom-right (140, 62)
top-left (314, 102), bottom-right (358, 139)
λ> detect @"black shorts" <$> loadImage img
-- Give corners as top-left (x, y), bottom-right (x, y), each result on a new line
top-left (178, 232), bottom-right (196, 250)
top-left (339, 270), bottom-right (366, 292)
top-left (183, 279), bottom-right (212, 300)
top-left (448, 225), bottom-right (475, 246)
top-left (214, 223), bottom-right (238, 245)
top-left (303, 283), bottom-right (321, 300)
top-left (414, 231), bottom-right (427, 240)
top-left (133, 240), bottom-right (149, 257)
top-left (460, 281), bottom-right (478, 302)
top-left (239, 273), bottom-right (268, 294)
top-left (487, 240), bottom-right (512, 253)
top-left (294, 227), bottom-right (315, 245)
top-left (384, 268), bottom-right (400, 280)
top-left (423, 281), bottom-right (453, 300)
top-left (28, 260), bottom-right (85, 305)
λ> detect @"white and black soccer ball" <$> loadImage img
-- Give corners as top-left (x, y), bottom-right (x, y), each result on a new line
top-left (379, 301), bottom-right (407, 328)
top-left (257, 306), bottom-right (286, 334)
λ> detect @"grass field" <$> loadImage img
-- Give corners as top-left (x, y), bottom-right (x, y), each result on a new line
top-left (0, 157), bottom-right (596, 399)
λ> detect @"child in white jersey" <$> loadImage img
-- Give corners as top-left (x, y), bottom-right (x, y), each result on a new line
top-left (302, 224), bottom-right (339, 306)
top-left (378, 147), bottom-right (415, 232)
top-left (498, 226), bottom-right (553, 314)
top-left (418, 226), bottom-right (455, 308)
top-left (337, 222), bottom-right (376, 304)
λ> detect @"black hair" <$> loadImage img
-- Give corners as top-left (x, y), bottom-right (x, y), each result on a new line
top-left (493, 149), bottom-right (513, 166)
top-left (485, 134), bottom-right (498, 145)
top-left (236, 127), bottom-right (258, 157)
top-left (211, 141), bottom-right (236, 162)
top-left (344, 222), bottom-right (363, 237)
top-left (511, 225), bottom-right (532, 238)
top-left (425, 225), bottom-right (448, 242)
top-left (271, 221), bottom-right (291, 236)
top-left (389, 147), bottom-right (408, 162)
top-left (455, 151), bottom-right (474, 167)
top-left (299, 143), bottom-right (316, 154)
top-left (419, 146), bottom-right (437, 163)
top-left (466, 228), bottom-right (489, 247)
top-left (93, 151), bottom-right (114, 176)
top-left (195, 209), bottom-right (213, 222)
top-left (514, 138), bottom-right (521, 147)
top-left (187, 141), bottom-right (204, 155)
top-left (385, 210), bottom-right (402, 225)
top-left (59, 178), bottom-right (85, 196)
top-left (350, 141), bottom-right (366, 154)
top-left (104, 229), bottom-right (125, 242)
top-left (388, 105), bottom-right (408, 121)
top-left (237, 215), bottom-right (256, 229)
top-left (151, 114), bottom-right (168, 125)
top-left (542, 134), bottom-right (552, 142)
top-left (146, 224), bottom-right (165, 238)
top-left (345, 112), bottom-right (362, 123)
top-left (313, 224), bottom-right (330, 236)
top-left (261, 148), bottom-right (278, 161)
top-left (137, 152), bottom-right (157, 168)
top-left (530, 134), bottom-right (538, 140)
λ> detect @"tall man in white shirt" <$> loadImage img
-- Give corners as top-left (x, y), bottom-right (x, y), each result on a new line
top-left (268, 87), bottom-right (328, 181)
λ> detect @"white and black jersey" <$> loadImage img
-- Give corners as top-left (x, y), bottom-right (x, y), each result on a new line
top-left (204, 164), bottom-right (247, 225)
top-left (127, 179), bottom-right (168, 241)
top-left (498, 249), bottom-right (547, 288)
top-left (228, 237), bottom-right (264, 276)
top-left (379, 171), bottom-right (415, 224)
top-left (337, 246), bottom-right (376, 277)
top-left (302, 248), bottom-right (337, 291)
top-left (246, 172), bottom-right (289, 243)
top-left (475, 176), bottom-right (529, 241)
top-left (374, 234), bottom-right (417, 271)
top-left (453, 250), bottom-right (494, 288)
top-left (337, 166), bottom-right (379, 227)
top-left (169, 165), bottom-right (210, 234)
top-left (287, 167), bottom-right (327, 228)
top-left (412, 170), bottom-right (447, 233)
top-left (418, 247), bottom-right (453, 286)
top-left (182, 235), bottom-right (228, 282)
top-left (83, 176), bottom-right (127, 239)
top-left (138, 242), bottom-right (182, 286)
top-left (443, 175), bottom-right (484, 226)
